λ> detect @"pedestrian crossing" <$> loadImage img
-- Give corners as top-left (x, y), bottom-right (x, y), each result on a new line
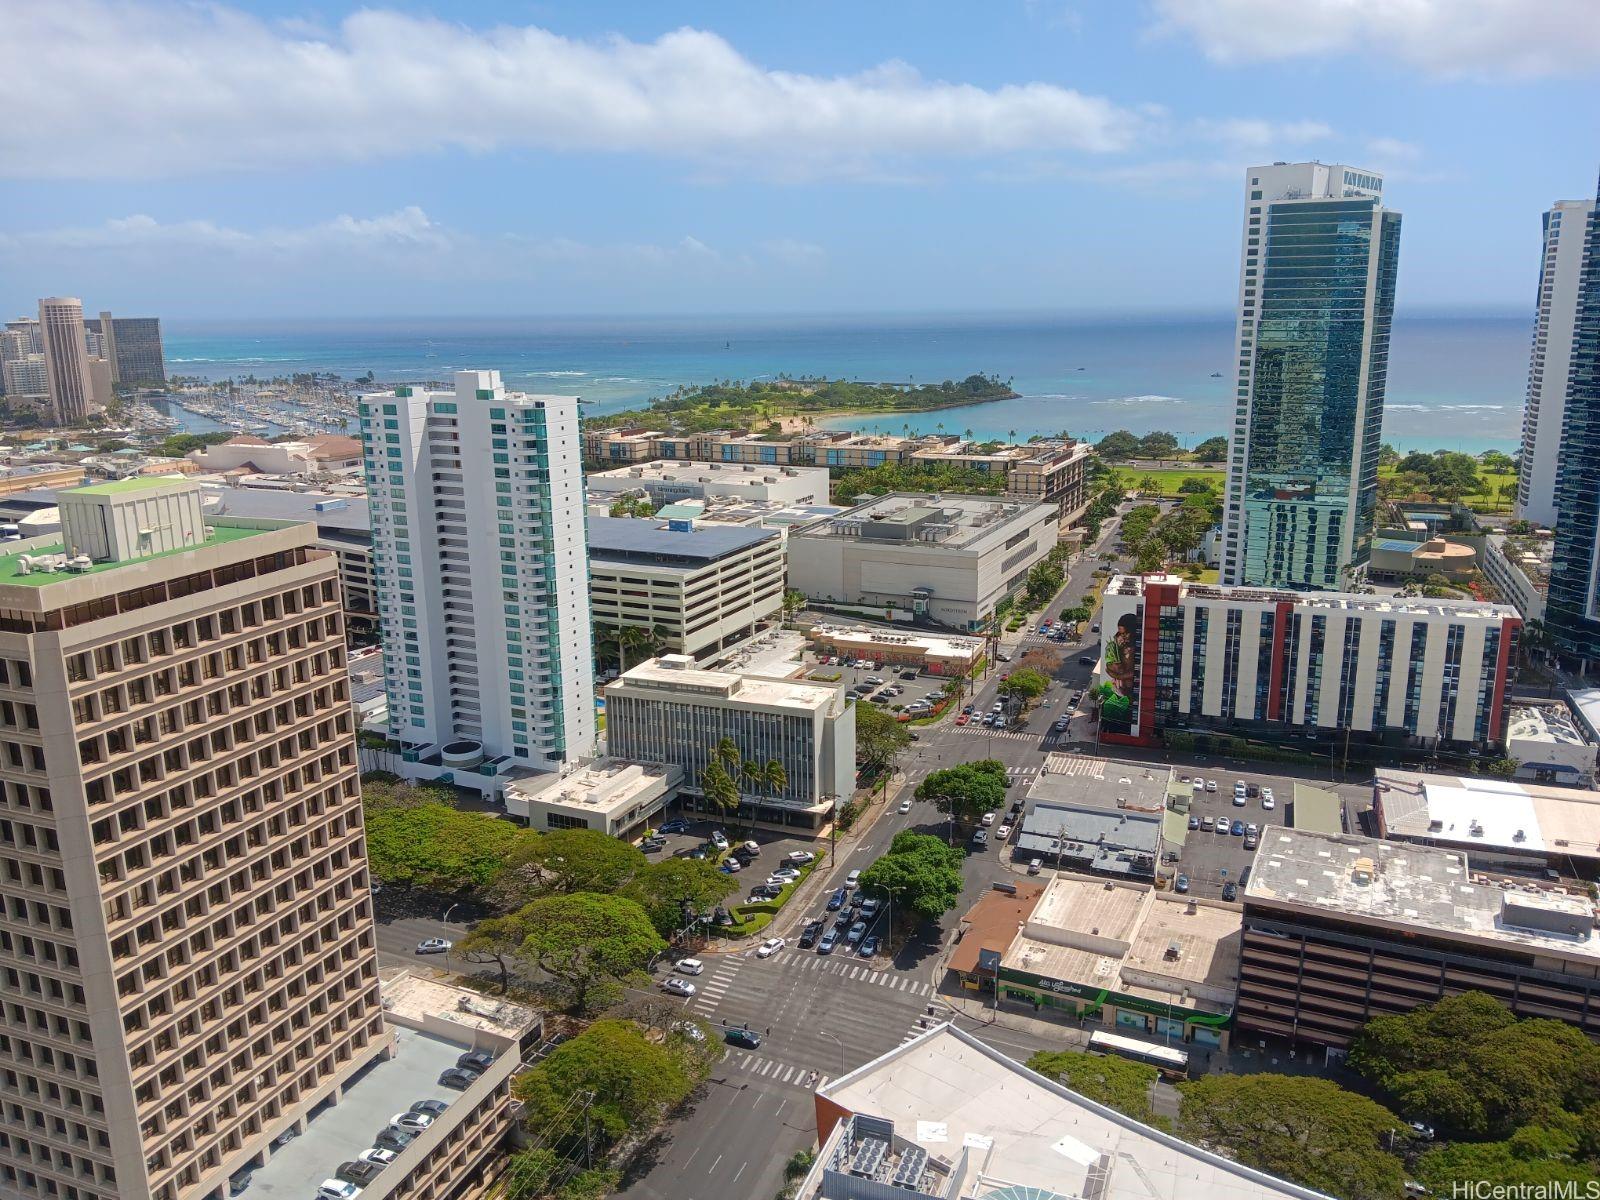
top-left (792, 954), bottom-right (932, 996)
top-left (1042, 753), bottom-right (1110, 777)
top-left (727, 1052), bottom-right (832, 1090)
top-left (690, 959), bottom-right (742, 1015)
top-left (952, 726), bottom-right (1037, 742)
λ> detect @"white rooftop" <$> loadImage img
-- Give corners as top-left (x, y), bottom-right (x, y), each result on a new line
top-left (1375, 768), bottom-right (1600, 863)
top-left (612, 654), bottom-right (843, 714)
top-left (809, 1023), bottom-right (1328, 1200)
top-left (503, 758), bottom-right (681, 818)
top-left (1508, 705), bottom-right (1589, 746)
top-left (811, 622), bottom-right (982, 660)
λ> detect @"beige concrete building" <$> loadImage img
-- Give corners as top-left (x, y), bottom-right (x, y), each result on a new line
top-left (504, 757), bottom-right (682, 836)
top-left (786, 494), bottom-right (1059, 632)
top-left (588, 516), bottom-right (785, 660)
top-left (38, 297), bottom-right (93, 424)
top-left (586, 459), bottom-right (830, 507)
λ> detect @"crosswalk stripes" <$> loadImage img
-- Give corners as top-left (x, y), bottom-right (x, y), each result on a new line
top-left (690, 960), bottom-right (741, 1013)
top-left (727, 1051), bottom-right (831, 1090)
top-left (794, 955), bottom-right (932, 996)
top-left (952, 726), bottom-right (1036, 742)
top-left (1043, 752), bottom-right (1110, 777)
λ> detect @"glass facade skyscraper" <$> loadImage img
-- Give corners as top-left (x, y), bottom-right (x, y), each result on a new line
top-left (1545, 167), bottom-right (1600, 668)
top-left (1221, 164), bottom-right (1401, 590)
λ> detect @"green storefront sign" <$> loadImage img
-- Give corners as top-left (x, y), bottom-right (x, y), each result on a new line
top-left (996, 965), bottom-right (1231, 1030)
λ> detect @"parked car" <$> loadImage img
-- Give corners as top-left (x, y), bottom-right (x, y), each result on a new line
top-left (316, 1180), bottom-right (362, 1200)
top-left (980, 812), bottom-right (996, 827)
top-left (389, 1110), bottom-right (434, 1134)
top-left (749, 884), bottom-right (782, 901)
top-left (661, 978), bottom-right (697, 997)
top-left (1201, 815), bottom-right (1215, 831)
top-left (1221, 882), bottom-right (1238, 902)
top-left (1215, 820), bottom-right (1230, 836)
top-left (1205, 780), bottom-right (1218, 793)
top-left (719, 858), bottom-right (743, 873)
top-left (1027, 858), bottom-right (1042, 875)
top-left (898, 798), bottom-right (913, 813)
top-left (711, 831), bottom-right (729, 850)
top-left (1188, 814), bottom-right (1200, 830)
top-left (337, 1162), bottom-right (385, 1187)
top-left (995, 824), bottom-right (1011, 840)
top-left (438, 1067), bottom-right (480, 1090)
top-left (372, 1128), bottom-right (414, 1154)
top-left (1244, 834), bottom-right (1259, 850)
top-left (1246, 783), bottom-right (1260, 798)
top-left (410, 1099), bottom-right (450, 1118)
top-left (900, 670), bottom-right (919, 680)
top-left (673, 1020), bottom-right (707, 1043)
top-left (1409, 1122), bottom-right (1437, 1141)
top-left (740, 840), bottom-right (761, 856)
top-left (1245, 823), bottom-right (1259, 835)
top-left (640, 837), bottom-right (666, 853)
top-left (859, 935), bottom-right (880, 958)
top-left (415, 938), bottom-right (450, 955)
top-left (866, 676), bottom-right (886, 685)
top-left (827, 887), bottom-right (847, 911)
top-left (725, 1027), bottom-right (763, 1049)
top-left (971, 829), bottom-right (988, 847)
top-left (674, 958), bottom-right (705, 975)
top-left (658, 818), bottom-right (691, 834)
top-left (1174, 874), bottom-right (1190, 894)
top-left (846, 920), bottom-right (868, 945)
top-left (1079, 656), bottom-right (1094, 666)
top-left (817, 929), bottom-right (840, 954)
top-left (1262, 790), bottom-right (1276, 810)
top-left (785, 850), bottom-right (816, 864)
top-left (1230, 820), bottom-right (1245, 836)
top-left (756, 936), bottom-right (786, 958)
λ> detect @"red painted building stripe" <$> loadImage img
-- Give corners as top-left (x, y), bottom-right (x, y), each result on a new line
top-left (1486, 616), bottom-right (1520, 746)
top-left (1266, 600), bottom-right (1292, 722)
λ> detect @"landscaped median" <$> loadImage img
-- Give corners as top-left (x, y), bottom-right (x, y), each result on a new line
top-left (710, 856), bottom-right (821, 938)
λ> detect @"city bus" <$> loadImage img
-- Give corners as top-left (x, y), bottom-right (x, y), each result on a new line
top-left (1087, 1030), bottom-right (1190, 1079)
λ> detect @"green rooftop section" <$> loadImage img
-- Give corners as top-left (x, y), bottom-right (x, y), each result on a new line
top-left (0, 525), bottom-right (271, 588)
top-left (67, 476), bottom-right (189, 497)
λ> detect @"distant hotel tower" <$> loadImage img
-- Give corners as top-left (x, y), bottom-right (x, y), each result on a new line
top-left (38, 296), bottom-right (93, 424)
top-left (1544, 169), bottom-right (1600, 668)
top-left (1516, 198), bottom-right (1596, 528)
top-left (359, 370), bottom-right (596, 773)
top-left (1219, 163), bottom-right (1402, 590)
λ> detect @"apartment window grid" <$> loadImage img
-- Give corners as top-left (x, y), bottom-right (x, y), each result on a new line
top-left (1154, 605), bottom-right (1183, 719)
top-left (1335, 620), bottom-right (1363, 728)
top-left (1219, 609), bottom-right (1244, 717)
top-left (1301, 615), bottom-right (1327, 727)
top-left (1371, 619), bottom-right (1397, 730)
top-left (1435, 623), bottom-right (1467, 741)
top-left (1474, 626), bottom-right (1503, 744)
top-left (1279, 614), bottom-right (1302, 721)
top-left (1253, 610), bottom-right (1276, 721)
top-left (608, 696), bottom-right (815, 806)
top-left (1402, 624), bottom-right (1430, 734)
top-left (1188, 608), bottom-right (1209, 715)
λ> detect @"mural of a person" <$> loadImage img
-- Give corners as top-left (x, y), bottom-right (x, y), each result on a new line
top-left (1096, 611), bottom-right (1141, 735)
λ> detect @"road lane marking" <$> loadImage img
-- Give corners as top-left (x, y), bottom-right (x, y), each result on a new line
top-left (708, 1154), bottom-right (723, 1173)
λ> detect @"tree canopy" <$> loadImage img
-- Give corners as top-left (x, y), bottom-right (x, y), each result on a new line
top-left (857, 830), bottom-right (967, 922)
top-left (855, 702), bottom-right (913, 775)
top-left (621, 856), bottom-right (738, 936)
top-left (1095, 430), bottom-right (1142, 461)
top-left (1026, 1050), bottom-right (1160, 1124)
top-left (916, 759), bottom-right (1007, 825)
top-left (1192, 436), bottom-right (1230, 462)
top-left (504, 828), bottom-right (648, 897)
top-left (518, 892), bottom-right (666, 1011)
top-left (363, 801), bottom-right (526, 892)
top-left (1177, 1074), bottom-right (1406, 1200)
top-left (998, 667), bottom-right (1050, 703)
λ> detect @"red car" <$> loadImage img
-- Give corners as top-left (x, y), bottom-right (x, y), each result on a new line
top-left (955, 713), bottom-right (970, 725)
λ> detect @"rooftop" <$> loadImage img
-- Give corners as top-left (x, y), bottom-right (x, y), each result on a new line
top-left (1508, 704), bottom-right (1589, 747)
top-left (1024, 757), bottom-right (1173, 814)
top-left (810, 622), bottom-right (982, 660)
top-left (1374, 768), bottom-right (1600, 863)
top-left (1246, 827), bottom-right (1600, 962)
top-left (808, 1023), bottom-right (1324, 1200)
top-left (504, 758), bottom-right (682, 818)
top-left (586, 514), bottom-right (779, 564)
top-left (588, 459), bottom-right (827, 484)
top-left (612, 655), bottom-right (843, 714)
top-left (794, 492), bottom-right (1052, 549)
top-left (378, 971), bottom-right (537, 1040)
top-left (0, 523), bottom-right (267, 587)
top-left (1108, 573), bottom-right (1518, 621)
top-left (68, 475), bottom-right (185, 496)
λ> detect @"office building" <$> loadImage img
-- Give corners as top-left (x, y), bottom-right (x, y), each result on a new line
top-left (1517, 199), bottom-right (1596, 526)
top-left (359, 370), bottom-right (595, 780)
top-left (787, 493), bottom-right (1058, 632)
top-left (586, 459), bottom-right (830, 507)
top-left (1240, 828), bottom-right (1600, 1052)
top-left (802, 1024), bottom-right (1318, 1200)
top-left (503, 758), bottom-right (682, 836)
top-left (0, 477), bottom-right (387, 1200)
top-left (588, 515), bottom-right (784, 660)
top-left (806, 623), bottom-right (980, 676)
top-left (1545, 171), bottom-right (1600, 668)
top-left (38, 297), bottom-right (94, 423)
top-left (949, 874), bottom-right (1239, 1047)
top-left (605, 654), bottom-right (855, 829)
top-left (1220, 163), bottom-right (1402, 589)
top-left (1504, 706), bottom-right (1598, 788)
top-left (1097, 574), bottom-right (1520, 753)
top-left (83, 313), bottom-right (167, 388)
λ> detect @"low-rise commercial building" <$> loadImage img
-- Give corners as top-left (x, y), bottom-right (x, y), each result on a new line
top-left (582, 426), bottom-right (669, 465)
top-left (504, 758), bottom-right (682, 836)
top-left (605, 654), bottom-right (855, 829)
top-left (1372, 767), bottom-right (1600, 874)
top-left (586, 458), bottom-right (830, 506)
top-left (806, 622), bottom-right (980, 676)
top-left (803, 1024), bottom-right (1316, 1200)
top-left (1012, 760), bottom-right (1173, 880)
top-left (787, 493), bottom-right (1058, 632)
top-left (1096, 573), bottom-right (1521, 753)
top-left (1483, 530), bottom-right (1551, 622)
top-left (588, 515), bottom-right (785, 659)
top-left (1366, 535), bottom-right (1479, 584)
top-left (1239, 827), bottom-right (1600, 1053)
top-left (950, 874), bottom-right (1239, 1047)
top-left (1506, 704), bottom-right (1597, 787)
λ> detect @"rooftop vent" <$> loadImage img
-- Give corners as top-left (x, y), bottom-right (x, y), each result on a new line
top-left (1351, 857), bottom-right (1375, 885)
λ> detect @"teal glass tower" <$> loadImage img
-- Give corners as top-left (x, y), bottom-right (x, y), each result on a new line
top-left (1220, 163), bottom-right (1401, 590)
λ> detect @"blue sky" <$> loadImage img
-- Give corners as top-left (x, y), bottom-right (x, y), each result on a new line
top-left (1, 0), bottom-right (1596, 318)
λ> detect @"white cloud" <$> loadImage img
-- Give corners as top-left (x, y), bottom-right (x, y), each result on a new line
top-left (1191, 117), bottom-right (1335, 148)
top-left (1151, 0), bottom-right (1600, 78)
top-left (1366, 136), bottom-right (1422, 162)
top-left (1, 0), bottom-right (1152, 180)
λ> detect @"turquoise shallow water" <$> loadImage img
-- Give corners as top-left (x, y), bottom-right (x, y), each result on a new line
top-left (163, 312), bottom-right (1529, 453)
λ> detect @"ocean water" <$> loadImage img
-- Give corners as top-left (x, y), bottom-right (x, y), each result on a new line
top-left (163, 312), bottom-right (1530, 454)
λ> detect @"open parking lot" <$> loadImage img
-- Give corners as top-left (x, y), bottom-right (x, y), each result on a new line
top-left (802, 651), bottom-right (951, 716)
top-left (1171, 770), bottom-right (1292, 899)
top-left (641, 813), bottom-right (826, 903)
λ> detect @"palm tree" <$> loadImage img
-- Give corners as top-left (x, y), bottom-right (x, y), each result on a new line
top-left (700, 760), bottom-right (739, 821)
top-left (616, 624), bottom-right (652, 674)
top-left (763, 759), bottom-right (787, 807)
top-left (716, 737), bottom-right (741, 776)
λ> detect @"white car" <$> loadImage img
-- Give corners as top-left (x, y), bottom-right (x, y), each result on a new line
top-left (661, 978), bottom-right (697, 997)
top-left (316, 1181), bottom-right (361, 1200)
top-left (389, 1110), bottom-right (433, 1133)
top-left (995, 824), bottom-right (1012, 840)
top-left (785, 850), bottom-right (816, 864)
top-left (756, 936), bottom-right (786, 958)
top-left (771, 866), bottom-right (802, 881)
top-left (1262, 788), bottom-right (1276, 810)
top-left (1205, 780), bottom-right (1217, 793)
top-left (674, 958), bottom-right (705, 975)
top-left (980, 812), bottom-right (996, 827)
top-left (898, 799), bottom-right (913, 814)
top-left (414, 937), bottom-right (451, 955)
top-left (358, 1149), bottom-right (397, 1166)
top-left (711, 831), bottom-right (729, 850)
top-left (846, 869), bottom-right (861, 887)
top-left (740, 840), bottom-right (761, 855)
